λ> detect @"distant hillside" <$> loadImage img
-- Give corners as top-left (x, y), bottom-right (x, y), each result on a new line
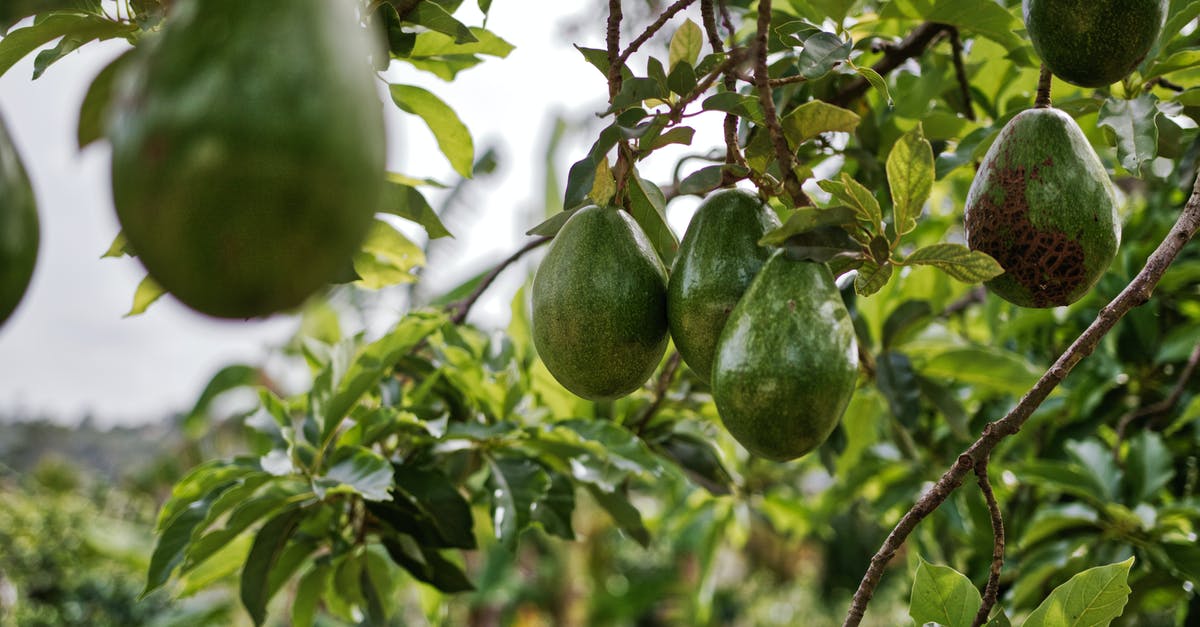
top-left (0, 417), bottom-right (182, 479)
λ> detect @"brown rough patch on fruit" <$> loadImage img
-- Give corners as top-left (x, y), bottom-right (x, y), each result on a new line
top-left (965, 154), bottom-right (1088, 308)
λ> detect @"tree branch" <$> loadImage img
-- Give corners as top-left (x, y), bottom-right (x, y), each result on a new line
top-left (616, 0), bottom-right (698, 70)
top-left (448, 237), bottom-right (551, 325)
top-left (842, 171), bottom-right (1200, 626)
top-left (949, 27), bottom-right (975, 122)
top-left (606, 0), bottom-right (623, 100)
top-left (633, 351), bottom-right (683, 435)
top-left (971, 457), bottom-right (1004, 627)
top-left (701, 0), bottom-right (743, 173)
top-left (753, 0), bottom-right (810, 207)
top-left (830, 22), bottom-right (951, 107)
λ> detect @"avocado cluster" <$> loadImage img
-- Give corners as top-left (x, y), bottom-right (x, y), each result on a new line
top-left (964, 0), bottom-right (1139, 308)
top-left (107, 0), bottom-right (385, 319)
top-left (531, 190), bottom-right (858, 462)
top-left (0, 112), bottom-right (39, 329)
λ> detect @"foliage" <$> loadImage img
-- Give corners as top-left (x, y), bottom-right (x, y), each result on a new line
top-left (3, 0), bottom-right (1200, 625)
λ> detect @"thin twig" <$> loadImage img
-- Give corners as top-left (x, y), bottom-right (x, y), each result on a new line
top-left (752, 0), bottom-right (810, 207)
top-left (606, 0), bottom-right (623, 100)
top-left (949, 28), bottom-right (975, 121)
top-left (831, 22), bottom-right (951, 107)
top-left (616, 0), bottom-right (698, 69)
top-left (718, 0), bottom-right (736, 36)
top-left (1035, 64), bottom-right (1052, 108)
top-left (668, 51), bottom-right (745, 122)
top-left (1114, 341), bottom-right (1200, 456)
top-left (702, 0), bottom-right (743, 172)
top-left (971, 458), bottom-right (1004, 627)
top-left (941, 286), bottom-right (986, 318)
top-left (633, 351), bottom-right (683, 435)
top-left (842, 171), bottom-right (1200, 626)
top-left (448, 237), bottom-right (551, 325)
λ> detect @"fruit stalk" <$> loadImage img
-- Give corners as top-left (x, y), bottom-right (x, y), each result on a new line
top-left (1034, 63), bottom-right (1052, 108)
top-left (842, 170), bottom-right (1200, 626)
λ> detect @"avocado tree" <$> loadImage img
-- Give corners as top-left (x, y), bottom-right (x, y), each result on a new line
top-left (2, 0), bottom-right (1200, 625)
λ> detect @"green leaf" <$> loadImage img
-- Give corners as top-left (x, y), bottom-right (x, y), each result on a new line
top-left (909, 558), bottom-right (982, 627)
top-left (101, 231), bottom-right (132, 258)
top-left (380, 178), bottom-right (452, 239)
top-left (240, 508), bottom-right (307, 627)
top-left (144, 479), bottom-right (242, 595)
top-left (1016, 460), bottom-right (1111, 504)
top-left (927, 0), bottom-right (1024, 51)
top-left (668, 19), bottom-right (703, 70)
top-left (796, 32), bottom-right (852, 79)
top-left (313, 446), bottom-right (393, 501)
top-left (574, 45), bottom-right (631, 79)
top-left (779, 100), bottom-right (862, 146)
top-left (586, 484), bottom-right (650, 547)
top-left (1023, 558), bottom-right (1134, 627)
top-left (654, 432), bottom-right (734, 495)
top-left (526, 207), bottom-right (581, 237)
top-left (405, 1), bottom-right (477, 44)
top-left (531, 471), bottom-right (576, 540)
top-left (678, 165), bottom-right (726, 196)
top-left (1145, 49), bottom-right (1200, 81)
top-left (76, 47), bottom-right (129, 148)
top-left (124, 275), bottom-right (164, 317)
top-left (367, 464), bottom-right (476, 549)
top-left (626, 169), bottom-right (679, 265)
top-left (183, 364), bottom-right (260, 437)
top-left (561, 418), bottom-right (664, 478)
top-left (390, 84), bottom-right (475, 178)
top-left (886, 125), bottom-right (934, 236)
top-left (760, 206), bottom-right (857, 245)
top-left (780, 226), bottom-right (860, 264)
top-left (855, 260), bottom-right (892, 296)
top-left (353, 220), bottom-right (426, 289)
top-left (381, 535), bottom-right (474, 592)
top-left (667, 61), bottom-right (698, 97)
top-left (854, 63), bottom-right (892, 106)
top-left (487, 455), bottom-right (550, 550)
top-left (314, 311), bottom-right (445, 444)
top-left (820, 173), bottom-right (882, 228)
top-left (183, 482), bottom-right (307, 576)
top-left (903, 244), bottom-right (1003, 283)
top-left (1124, 431), bottom-right (1174, 504)
top-left (408, 26), bottom-right (512, 58)
top-left (292, 562), bottom-right (331, 627)
top-left (920, 347), bottom-right (1040, 394)
top-left (1019, 504), bottom-right (1100, 550)
top-left (590, 155), bottom-right (616, 206)
top-left (641, 125), bottom-right (695, 152)
top-left (154, 460), bottom-right (262, 531)
top-left (0, 12), bottom-right (135, 79)
top-left (1098, 94), bottom-right (1159, 178)
top-left (701, 92), bottom-right (764, 122)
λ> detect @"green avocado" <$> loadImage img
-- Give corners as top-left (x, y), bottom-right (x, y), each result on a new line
top-left (532, 206), bottom-right (669, 400)
top-left (711, 251), bottom-right (858, 462)
top-left (108, 0), bottom-right (385, 318)
top-left (668, 188), bottom-right (779, 382)
top-left (0, 113), bottom-right (39, 328)
top-left (1024, 0), bottom-right (1168, 87)
top-left (964, 108), bottom-right (1120, 308)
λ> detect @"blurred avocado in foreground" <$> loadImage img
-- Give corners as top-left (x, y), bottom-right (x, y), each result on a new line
top-left (107, 0), bottom-right (385, 319)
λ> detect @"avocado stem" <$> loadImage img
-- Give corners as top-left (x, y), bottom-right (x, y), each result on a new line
top-left (1034, 63), bottom-right (1053, 108)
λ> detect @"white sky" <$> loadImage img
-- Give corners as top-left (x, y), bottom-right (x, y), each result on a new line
top-left (0, 3), bottom-right (724, 426)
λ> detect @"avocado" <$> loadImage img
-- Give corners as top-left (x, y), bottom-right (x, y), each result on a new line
top-left (668, 188), bottom-right (779, 382)
top-left (0, 113), bottom-right (38, 328)
top-left (1024, 0), bottom-right (1168, 87)
top-left (711, 251), bottom-right (858, 461)
top-left (532, 206), bottom-right (669, 400)
top-left (108, 0), bottom-right (385, 318)
top-left (964, 108), bottom-right (1120, 308)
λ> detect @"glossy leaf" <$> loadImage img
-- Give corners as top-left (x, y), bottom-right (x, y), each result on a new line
top-left (1098, 94), bottom-right (1159, 179)
top-left (886, 125), bottom-right (933, 236)
top-left (240, 508), bottom-right (306, 626)
top-left (313, 446), bottom-right (393, 501)
top-left (909, 558), bottom-right (982, 627)
top-left (124, 275), bottom-right (164, 317)
top-left (487, 455), bottom-right (550, 550)
top-left (390, 84), bottom-right (475, 178)
top-left (1023, 558), bottom-right (1134, 627)
top-left (820, 173), bottom-right (883, 228)
top-left (379, 179), bottom-right (452, 239)
top-left (406, 2), bottom-right (477, 44)
top-left (76, 48), bottom-right (130, 148)
top-left (1124, 431), bottom-right (1174, 504)
top-left (353, 220), bottom-right (426, 290)
top-left (760, 206), bottom-right (857, 245)
top-left (903, 244), bottom-right (1003, 283)
top-left (0, 12), bottom-right (135, 79)
top-left (626, 169), bottom-right (679, 265)
top-left (668, 19), bottom-right (702, 70)
top-left (855, 260), bottom-right (892, 296)
top-left (654, 432), bottom-right (734, 495)
top-left (586, 484), bottom-right (650, 547)
top-left (780, 100), bottom-right (861, 146)
top-left (381, 535), bottom-right (474, 592)
top-left (796, 32), bottom-right (851, 79)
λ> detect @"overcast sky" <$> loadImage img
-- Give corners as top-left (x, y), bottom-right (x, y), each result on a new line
top-left (0, 3), bottom-right (722, 426)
